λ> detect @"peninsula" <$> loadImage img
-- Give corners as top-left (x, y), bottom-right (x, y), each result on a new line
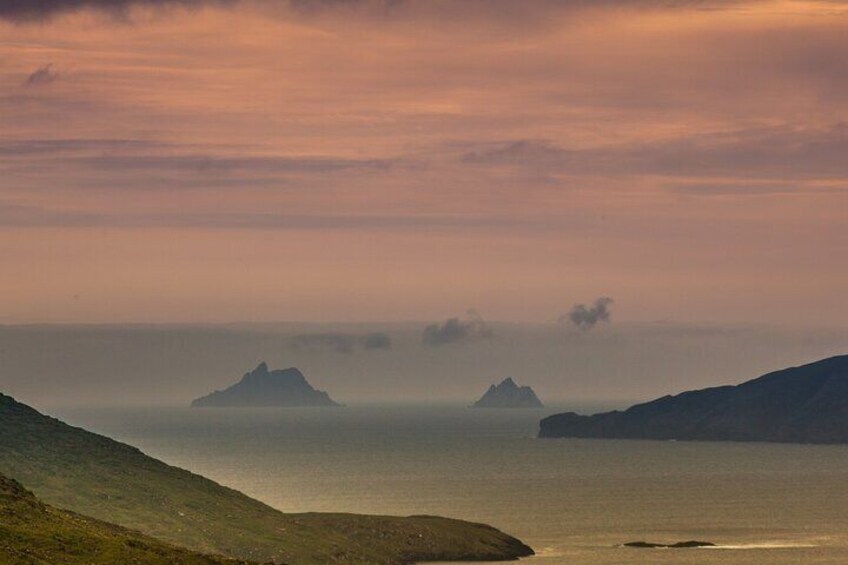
top-left (0, 393), bottom-right (533, 564)
top-left (539, 354), bottom-right (848, 444)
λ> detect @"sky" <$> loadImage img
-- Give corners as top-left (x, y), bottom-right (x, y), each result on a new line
top-left (1, 0), bottom-right (847, 326)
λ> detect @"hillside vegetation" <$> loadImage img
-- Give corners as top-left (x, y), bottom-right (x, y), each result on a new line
top-left (0, 473), bottom-right (256, 565)
top-left (0, 393), bottom-right (532, 564)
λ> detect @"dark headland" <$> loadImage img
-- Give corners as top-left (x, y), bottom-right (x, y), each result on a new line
top-left (192, 362), bottom-right (341, 407)
top-left (0, 392), bottom-right (533, 564)
top-left (539, 354), bottom-right (848, 444)
top-left (473, 378), bottom-right (543, 408)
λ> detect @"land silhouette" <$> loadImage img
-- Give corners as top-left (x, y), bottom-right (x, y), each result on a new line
top-left (473, 378), bottom-right (543, 408)
top-left (540, 355), bottom-right (848, 444)
top-left (192, 363), bottom-right (341, 408)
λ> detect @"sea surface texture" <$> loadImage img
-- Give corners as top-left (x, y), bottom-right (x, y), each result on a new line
top-left (55, 405), bottom-right (848, 564)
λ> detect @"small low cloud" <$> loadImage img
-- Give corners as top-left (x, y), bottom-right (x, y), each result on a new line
top-left (290, 332), bottom-right (355, 353)
top-left (363, 332), bottom-right (392, 350)
top-left (461, 139), bottom-right (568, 166)
top-left (561, 297), bottom-right (614, 331)
top-left (422, 309), bottom-right (493, 346)
top-left (24, 64), bottom-right (59, 87)
top-left (289, 331), bottom-right (391, 353)
top-left (666, 181), bottom-right (842, 196)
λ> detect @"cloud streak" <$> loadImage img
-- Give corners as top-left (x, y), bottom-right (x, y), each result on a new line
top-left (0, 0), bottom-right (760, 22)
top-left (0, 201), bottom-right (554, 231)
top-left (0, 138), bottom-right (390, 171)
top-left (458, 124), bottom-right (848, 181)
top-left (0, 0), bottom-right (234, 22)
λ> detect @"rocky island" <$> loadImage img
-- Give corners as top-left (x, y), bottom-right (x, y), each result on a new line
top-left (473, 377), bottom-right (543, 408)
top-left (192, 362), bottom-right (341, 407)
top-left (624, 540), bottom-right (716, 549)
top-left (539, 354), bottom-right (848, 444)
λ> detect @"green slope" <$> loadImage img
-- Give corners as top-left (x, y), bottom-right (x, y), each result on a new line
top-left (0, 394), bottom-right (533, 564)
top-left (0, 473), bottom-right (255, 565)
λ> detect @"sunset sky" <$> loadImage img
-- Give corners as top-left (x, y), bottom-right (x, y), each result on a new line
top-left (1, 0), bottom-right (846, 325)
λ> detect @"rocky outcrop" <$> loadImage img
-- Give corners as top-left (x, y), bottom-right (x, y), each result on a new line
top-left (192, 363), bottom-right (341, 407)
top-left (473, 378), bottom-right (543, 408)
top-left (624, 541), bottom-right (715, 548)
top-left (540, 354), bottom-right (848, 444)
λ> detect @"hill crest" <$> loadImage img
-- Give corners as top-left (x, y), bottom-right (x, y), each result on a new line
top-left (539, 355), bottom-right (848, 444)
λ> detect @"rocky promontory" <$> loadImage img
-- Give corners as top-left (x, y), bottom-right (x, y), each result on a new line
top-left (540, 354), bottom-right (848, 444)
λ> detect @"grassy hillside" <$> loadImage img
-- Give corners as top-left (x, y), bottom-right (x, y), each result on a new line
top-left (0, 473), bottom-right (255, 565)
top-left (0, 394), bottom-right (532, 564)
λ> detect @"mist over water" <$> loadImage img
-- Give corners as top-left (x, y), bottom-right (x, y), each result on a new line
top-left (55, 404), bottom-right (848, 565)
top-left (3, 322), bottom-right (847, 407)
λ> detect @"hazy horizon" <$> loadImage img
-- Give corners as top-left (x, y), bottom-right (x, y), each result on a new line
top-left (3, 320), bottom-right (846, 408)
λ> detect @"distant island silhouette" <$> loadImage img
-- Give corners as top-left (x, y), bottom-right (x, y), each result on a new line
top-left (192, 362), bottom-right (341, 408)
top-left (473, 378), bottom-right (543, 408)
top-left (540, 354), bottom-right (848, 444)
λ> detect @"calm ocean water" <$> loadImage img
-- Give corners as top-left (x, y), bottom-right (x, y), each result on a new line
top-left (55, 405), bottom-right (848, 564)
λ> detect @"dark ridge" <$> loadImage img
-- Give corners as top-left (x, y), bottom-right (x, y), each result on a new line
top-left (540, 354), bottom-right (848, 444)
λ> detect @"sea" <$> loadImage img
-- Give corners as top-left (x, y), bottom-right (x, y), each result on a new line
top-left (53, 404), bottom-right (848, 565)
